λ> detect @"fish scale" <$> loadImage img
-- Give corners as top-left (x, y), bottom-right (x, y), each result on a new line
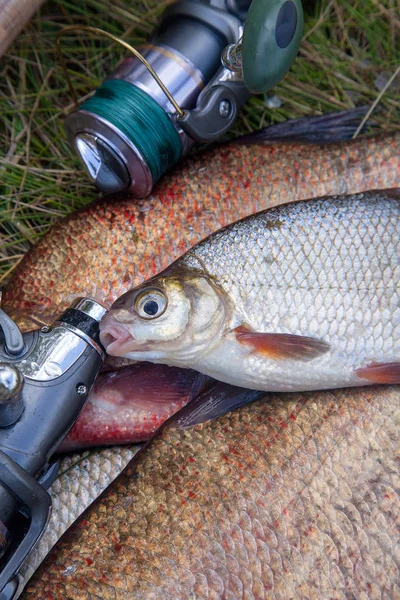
top-left (17, 445), bottom-right (139, 596)
top-left (23, 385), bottom-right (399, 599)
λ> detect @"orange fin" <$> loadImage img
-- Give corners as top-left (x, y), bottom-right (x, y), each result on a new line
top-left (355, 362), bottom-right (400, 384)
top-left (234, 325), bottom-right (329, 361)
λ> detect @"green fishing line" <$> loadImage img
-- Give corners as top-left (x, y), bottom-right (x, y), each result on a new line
top-left (80, 79), bottom-right (182, 183)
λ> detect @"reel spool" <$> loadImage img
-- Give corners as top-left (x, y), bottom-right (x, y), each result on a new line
top-left (60, 0), bottom-right (303, 197)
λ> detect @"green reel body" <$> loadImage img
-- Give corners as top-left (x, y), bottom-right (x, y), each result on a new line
top-left (242, 0), bottom-right (303, 93)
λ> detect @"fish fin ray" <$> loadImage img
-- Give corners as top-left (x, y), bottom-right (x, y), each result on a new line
top-left (175, 382), bottom-right (264, 428)
top-left (234, 107), bottom-right (372, 146)
top-left (234, 325), bottom-right (330, 361)
top-left (355, 362), bottom-right (400, 384)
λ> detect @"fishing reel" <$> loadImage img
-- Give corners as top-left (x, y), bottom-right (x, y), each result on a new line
top-left (0, 298), bottom-right (106, 600)
top-left (62, 0), bottom-right (304, 197)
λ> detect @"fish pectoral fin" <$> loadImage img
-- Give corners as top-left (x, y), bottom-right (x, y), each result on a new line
top-left (355, 362), bottom-right (400, 384)
top-left (234, 325), bottom-right (330, 361)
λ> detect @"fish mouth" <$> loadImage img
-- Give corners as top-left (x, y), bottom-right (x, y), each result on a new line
top-left (100, 315), bottom-right (136, 356)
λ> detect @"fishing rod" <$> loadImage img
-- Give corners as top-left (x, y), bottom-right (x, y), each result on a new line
top-left (60, 0), bottom-right (304, 197)
top-left (0, 299), bottom-right (106, 600)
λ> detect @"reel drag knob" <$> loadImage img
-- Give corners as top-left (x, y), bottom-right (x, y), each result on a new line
top-left (241, 0), bottom-right (303, 93)
top-left (0, 364), bottom-right (24, 427)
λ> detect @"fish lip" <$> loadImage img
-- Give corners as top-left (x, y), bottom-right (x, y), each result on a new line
top-left (100, 315), bottom-right (134, 355)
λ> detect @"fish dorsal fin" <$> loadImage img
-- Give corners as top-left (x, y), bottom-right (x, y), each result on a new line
top-left (235, 107), bottom-right (370, 145)
top-left (234, 325), bottom-right (330, 361)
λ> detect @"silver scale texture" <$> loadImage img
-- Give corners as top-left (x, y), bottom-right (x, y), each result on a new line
top-left (181, 192), bottom-right (400, 390)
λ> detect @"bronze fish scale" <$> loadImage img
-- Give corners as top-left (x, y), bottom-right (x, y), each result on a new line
top-left (23, 383), bottom-right (399, 599)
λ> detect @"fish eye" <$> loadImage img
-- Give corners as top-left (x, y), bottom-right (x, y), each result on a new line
top-left (135, 289), bottom-right (167, 320)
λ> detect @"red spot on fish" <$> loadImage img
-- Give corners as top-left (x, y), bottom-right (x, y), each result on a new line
top-left (244, 179), bottom-right (251, 189)
top-left (188, 456), bottom-right (196, 463)
top-left (289, 413), bottom-right (297, 421)
top-left (81, 520), bottom-right (89, 527)
top-left (188, 491), bottom-right (196, 499)
top-left (85, 557), bottom-right (94, 566)
top-left (280, 421), bottom-right (289, 429)
top-left (385, 494), bottom-right (391, 499)
top-left (114, 544), bottom-right (122, 553)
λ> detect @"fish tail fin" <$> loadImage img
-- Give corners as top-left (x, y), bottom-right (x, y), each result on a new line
top-left (235, 107), bottom-right (371, 145)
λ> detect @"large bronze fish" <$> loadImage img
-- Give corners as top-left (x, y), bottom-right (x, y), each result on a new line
top-left (22, 381), bottom-right (399, 599)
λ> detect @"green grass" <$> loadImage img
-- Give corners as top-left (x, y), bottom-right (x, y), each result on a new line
top-left (1, 0), bottom-right (399, 283)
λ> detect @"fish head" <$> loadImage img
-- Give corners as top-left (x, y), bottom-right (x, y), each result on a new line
top-left (100, 272), bottom-right (228, 365)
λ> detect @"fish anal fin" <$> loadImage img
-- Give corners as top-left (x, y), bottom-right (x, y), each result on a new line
top-left (355, 362), bottom-right (400, 384)
top-left (234, 325), bottom-right (329, 361)
top-left (175, 382), bottom-right (264, 429)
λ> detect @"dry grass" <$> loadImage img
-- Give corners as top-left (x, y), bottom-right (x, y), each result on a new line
top-left (1, 0), bottom-right (399, 283)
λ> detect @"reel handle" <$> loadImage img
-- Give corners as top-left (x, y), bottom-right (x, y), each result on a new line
top-left (242, 0), bottom-right (303, 93)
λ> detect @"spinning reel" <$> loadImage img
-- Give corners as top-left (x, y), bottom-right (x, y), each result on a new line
top-left (61, 0), bottom-right (304, 196)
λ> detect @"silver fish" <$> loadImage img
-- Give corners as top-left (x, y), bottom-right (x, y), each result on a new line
top-left (101, 190), bottom-right (400, 391)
